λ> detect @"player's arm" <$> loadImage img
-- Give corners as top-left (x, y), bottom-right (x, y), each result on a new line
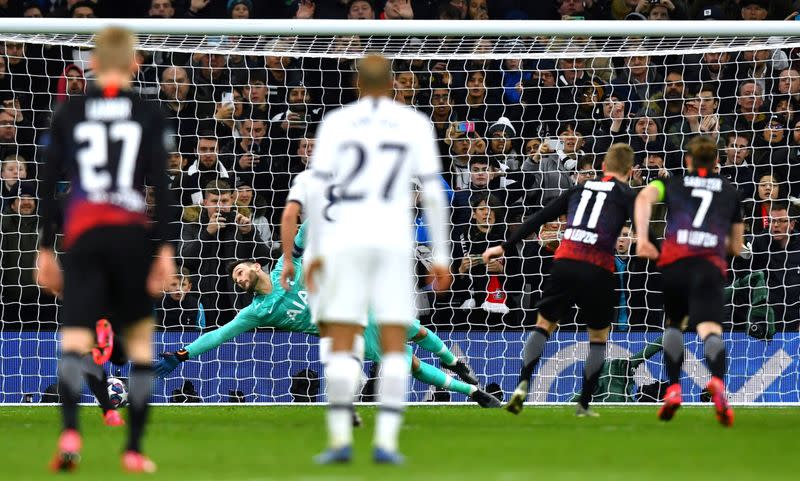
top-left (154, 305), bottom-right (263, 377)
top-left (302, 119), bottom-right (335, 293)
top-left (727, 190), bottom-right (746, 257)
top-left (416, 121), bottom-right (451, 292)
top-left (483, 188), bottom-right (570, 263)
top-left (279, 200), bottom-right (302, 290)
top-left (146, 107), bottom-right (179, 296)
top-left (634, 180), bottom-right (663, 260)
top-left (626, 188), bottom-right (660, 251)
top-left (727, 223), bottom-right (745, 257)
top-left (36, 107), bottom-right (67, 296)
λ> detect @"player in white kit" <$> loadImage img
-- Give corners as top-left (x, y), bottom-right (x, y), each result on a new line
top-left (304, 55), bottom-right (451, 465)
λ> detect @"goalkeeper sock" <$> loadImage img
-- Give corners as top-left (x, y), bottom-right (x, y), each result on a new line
top-left (412, 360), bottom-right (475, 397)
top-left (83, 356), bottom-right (112, 413)
top-left (519, 326), bottom-right (550, 385)
top-left (375, 352), bottom-right (408, 453)
top-left (703, 334), bottom-right (726, 380)
top-left (325, 352), bottom-right (361, 449)
top-left (413, 329), bottom-right (457, 366)
top-left (58, 352), bottom-right (84, 432)
top-left (126, 363), bottom-right (153, 453)
top-left (663, 327), bottom-right (684, 385)
top-left (578, 342), bottom-right (606, 409)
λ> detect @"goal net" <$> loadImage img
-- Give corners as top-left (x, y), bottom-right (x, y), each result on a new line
top-left (0, 20), bottom-right (798, 404)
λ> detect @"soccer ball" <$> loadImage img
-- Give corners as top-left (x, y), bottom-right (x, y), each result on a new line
top-left (107, 377), bottom-right (128, 408)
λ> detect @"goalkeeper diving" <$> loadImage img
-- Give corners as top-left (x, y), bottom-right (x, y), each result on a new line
top-left (154, 222), bottom-right (500, 408)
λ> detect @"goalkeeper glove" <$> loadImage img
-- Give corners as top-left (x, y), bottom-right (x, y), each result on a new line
top-left (154, 349), bottom-right (189, 378)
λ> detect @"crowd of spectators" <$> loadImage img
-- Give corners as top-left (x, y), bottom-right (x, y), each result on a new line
top-left (0, 0), bottom-right (798, 336)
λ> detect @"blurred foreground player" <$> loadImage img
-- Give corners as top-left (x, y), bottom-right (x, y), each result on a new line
top-left (305, 55), bottom-right (451, 464)
top-left (635, 135), bottom-right (743, 426)
top-left (37, 27), bottom-right (176, 472)
top-left (483, 143), bottom-right (637, 417)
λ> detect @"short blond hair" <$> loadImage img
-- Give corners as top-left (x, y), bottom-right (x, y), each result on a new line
top-left (687, 135), bottom-right (718, 169)
top-left (604, 143), bottom-right (634, 175)
top-left (93, 26), bottom-right (136, 74)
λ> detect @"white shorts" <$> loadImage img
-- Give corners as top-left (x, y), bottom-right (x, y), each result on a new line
top-left (315, 246), bottom-right (414, 327)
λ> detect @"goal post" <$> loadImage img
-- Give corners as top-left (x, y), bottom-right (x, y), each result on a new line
top-left (0, 18), bottom-right (798, 405)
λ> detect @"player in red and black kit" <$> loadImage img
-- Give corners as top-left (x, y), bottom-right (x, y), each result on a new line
top-left (37, 27), bottom-right (176, 473)
top-left (635, 135), bottom-right (744, 427)
top-left (483, 144), bottom-right (636, 417)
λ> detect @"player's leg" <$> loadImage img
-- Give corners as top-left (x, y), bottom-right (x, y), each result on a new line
top-left (319, 332), bottom-right (365, 428)
top-left (316, 323), bottom-right (364, 463)
top-left (106, 227), bottom-right (159, 471)
top-left (659, 263), bottom-right (689, 421)
top-left (693, 263), bottom-right (733, 426)
top-left (506, 313), bottom-right (558, 414)
top-left (51, 241), bottom-right (107, 472)
top-left (83, 319), bottom-right (125, 425)
top-left (698, 321), bottom-right (733, 426)
top-left (83, 355), bottom-right (112, 409)
top-left (51, 327), bottom-right (94, 472)
top-left (371, 251), bottom-right (415, 464)
top-left (313, 250), bottom-right (370, 464)
top-left (407, 321), bottom-right (477, 385)
top-left (374, 323), bottom-right (410, 463)
top-left (410, 356), bottom-right (500, 408)
top-left (575, 267), bottom-right (615, 417)
top-left (575, 326), bottom-right (609, 417)
top-left (120, 317), bottom-right (157, 472)
top-left (513, 262), bottom-right (574, 404)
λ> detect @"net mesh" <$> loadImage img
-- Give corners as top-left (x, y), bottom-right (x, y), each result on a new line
top-left (0, 31), bottom-right (798, 404)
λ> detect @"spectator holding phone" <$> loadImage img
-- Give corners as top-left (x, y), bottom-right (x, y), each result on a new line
top-left (445, 121), bottom-right (477, 189)
top-left (523, 126), bottom-right (580, 210)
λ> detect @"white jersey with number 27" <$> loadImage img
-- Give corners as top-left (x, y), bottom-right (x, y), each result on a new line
top-left (309, 96), bottom-right (448, 264)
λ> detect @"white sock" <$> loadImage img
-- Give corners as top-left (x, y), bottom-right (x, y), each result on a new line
top-left (325, 352), bottom-right (361, 449)
top-left (374, 352), bottom-right (409, 452)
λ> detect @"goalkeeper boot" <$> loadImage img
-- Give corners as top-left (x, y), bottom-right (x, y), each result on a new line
top-left (92, 319), bottom-right (114, 365)
top-left (103, 409), bottom-right (125, 427)
top-left (471, 389), bottom-right (502, 408)
top-left (373, 447), bottom-right (405, 465)
top-left (707, 376), bottom-right (734, 428)
top-left (575, 404), bottom-right (600, 418)
top-left (50, 429), bottom-right (81, 472)
top-left (442, 359), bottom-right (479, 385)
top-left (314, 445), bottom-right (352, 465)
top-left (505, 380), bottom-right (528, 415)
top-left (658, 383), bottom-right (682, 422)
top-left (121, 451), bottom-right (157, 473)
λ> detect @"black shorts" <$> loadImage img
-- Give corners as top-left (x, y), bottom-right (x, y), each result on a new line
top-left (536, 259), bottom-right (616, 330)
top-left (661, 257), bottom-right (725, 328)
top-left (62, 226), bottom-right (155, 330)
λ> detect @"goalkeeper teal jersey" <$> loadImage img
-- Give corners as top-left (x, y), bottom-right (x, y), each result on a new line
top-left (184, 221), bottom-right (420, 362)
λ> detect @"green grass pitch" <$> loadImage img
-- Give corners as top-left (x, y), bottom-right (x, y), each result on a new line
top-left (2, 405), bottom-right (799, 481)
